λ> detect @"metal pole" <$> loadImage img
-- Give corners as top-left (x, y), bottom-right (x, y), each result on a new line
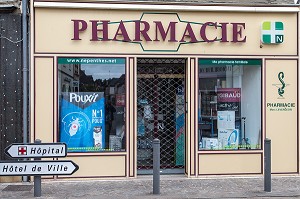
top-left (264, 138), bottom-right (271, 192)
top-left (22, 0), bottom-right (29, 182)
top-left (34, 139), bottom-right (42, 197)
top-left (153, 138), bottom-right (160, 195)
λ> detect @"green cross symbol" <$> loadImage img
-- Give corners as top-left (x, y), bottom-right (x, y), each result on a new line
top-left (261, 21), bottom-right (284, 44)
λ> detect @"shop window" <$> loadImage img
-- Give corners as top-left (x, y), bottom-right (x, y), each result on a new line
top-left (58, 57), bottom-right (126, 152)
top-left (198, 59), bottom-right (261, 151)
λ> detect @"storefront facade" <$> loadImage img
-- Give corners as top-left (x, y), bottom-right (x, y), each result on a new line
top-left (31, 1), bottom-right (299, 179)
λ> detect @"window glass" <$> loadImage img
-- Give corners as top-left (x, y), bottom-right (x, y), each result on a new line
top-left (58, 58), bottom-right (126, 152)
top-left (198, 59), bottom-right (261, 150)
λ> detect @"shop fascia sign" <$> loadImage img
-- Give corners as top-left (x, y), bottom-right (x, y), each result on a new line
top-left (71, 19), bottom-right (246, 44)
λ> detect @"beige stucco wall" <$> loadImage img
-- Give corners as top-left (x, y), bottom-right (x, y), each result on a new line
top-left (57, 155), bottom-right (126, 178)
top-left (31, 2), bottom-right (299, 179)
top-left (33, 8), bottom-right (297, 55)
top-left (198, 153), bottom-right (262, 175)
top-left (265, 59), bottom-right (298, 173)
top-left (34, 57), bottom-right (54, 143)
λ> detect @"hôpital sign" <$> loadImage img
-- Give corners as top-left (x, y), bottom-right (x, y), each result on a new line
top-left (1, 142), bottom-right (79, 176)
top-left (4, 143), bottom-right (67, 158)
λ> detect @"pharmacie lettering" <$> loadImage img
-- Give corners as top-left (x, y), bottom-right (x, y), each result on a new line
top-left (69, 93), bottom-right (99, 103)
top-left (71, 20), bottom-right (246, 43)
top-left (2, 165), bottom-right (27, 172)
top-left (266, 103), bottom-right (295, 108)
top-left (30, 147), bottom-right (64, 156)
top-left (48, 164), bottom-right (68, 172)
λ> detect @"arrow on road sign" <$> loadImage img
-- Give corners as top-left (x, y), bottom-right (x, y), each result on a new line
top-left (4, 143), bottom-right (67, 158)
top-left (0, 160), bottom-right (79, 176)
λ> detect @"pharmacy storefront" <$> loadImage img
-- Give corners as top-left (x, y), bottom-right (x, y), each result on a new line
top-left (31, 1), bottom-right (299, 179)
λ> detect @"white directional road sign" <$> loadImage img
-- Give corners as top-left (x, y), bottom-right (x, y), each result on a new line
top-left (4, 143), bottom-right (67, 158)
top-left (0, 160), bottom-right (79, 176)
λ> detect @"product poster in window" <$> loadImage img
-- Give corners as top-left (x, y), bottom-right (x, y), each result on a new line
top-left (217, 88), bottom-right (241, 116)
top-left (60, 92), bottom-right (105, 152)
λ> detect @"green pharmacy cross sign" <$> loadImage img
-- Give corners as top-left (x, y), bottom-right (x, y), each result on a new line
top-left (261, 21), bottom-right (284, 44)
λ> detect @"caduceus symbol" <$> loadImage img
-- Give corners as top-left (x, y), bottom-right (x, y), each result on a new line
top-left (278, 72), bottom-right (285, 97)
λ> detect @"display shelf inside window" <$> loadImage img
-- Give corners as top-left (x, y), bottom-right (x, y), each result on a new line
top-left (199, 91), bottom-right (218, 139)
top-left (199, 89), bottom-right (242, 150)
top-left (198, 59), bottom-right (262, 151)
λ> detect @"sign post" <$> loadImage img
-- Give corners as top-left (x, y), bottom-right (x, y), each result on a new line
top-left (1, 140), bottom-right (78, 197)
top-left (34, 139), bottom-right (42, 197)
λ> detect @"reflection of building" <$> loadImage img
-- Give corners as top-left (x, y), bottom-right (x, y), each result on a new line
top-left (104, 75), bottom-right (126, 142)
top-left (106, 74), bottom-right (126, 104)
top-left (79, 69), bottom-right (94, 92)
top-left (73, 64), bottom-right (80, 91)
top-left (59, 64), bottom-right (80, 92)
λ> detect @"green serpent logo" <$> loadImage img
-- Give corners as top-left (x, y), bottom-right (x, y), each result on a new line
top-left (278, 72), bottom-right (285, 97)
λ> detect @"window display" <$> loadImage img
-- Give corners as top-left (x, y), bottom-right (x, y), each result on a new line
top-left (58, 57), bottom-right (126, 152)
top-left (198, 59), bottom-right (261, 150)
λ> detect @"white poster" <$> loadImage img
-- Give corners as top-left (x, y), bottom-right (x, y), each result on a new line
top-left (217, 111), bottom-right (235, 129)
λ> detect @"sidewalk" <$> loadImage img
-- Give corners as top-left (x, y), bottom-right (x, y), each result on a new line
top-left (1, 175), bottom-right (300, 199)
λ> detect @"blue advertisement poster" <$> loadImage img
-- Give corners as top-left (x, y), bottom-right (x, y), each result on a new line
top-left (60, 92), bottom-right (105, 152)
top-left (176, 85), bottom-right (185, 166)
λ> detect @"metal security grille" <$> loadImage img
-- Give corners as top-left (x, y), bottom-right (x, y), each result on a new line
top-left (137, 58), bottom-right (185, 173)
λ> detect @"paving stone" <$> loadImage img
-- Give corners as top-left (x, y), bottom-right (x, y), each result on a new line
top-left (1, 176), bottom-right (300, 199)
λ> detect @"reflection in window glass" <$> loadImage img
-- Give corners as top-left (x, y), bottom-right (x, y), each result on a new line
top-left (198, 59), bottom-right (261, 150)
top-left (58, 58), bottom-right (126, 152)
